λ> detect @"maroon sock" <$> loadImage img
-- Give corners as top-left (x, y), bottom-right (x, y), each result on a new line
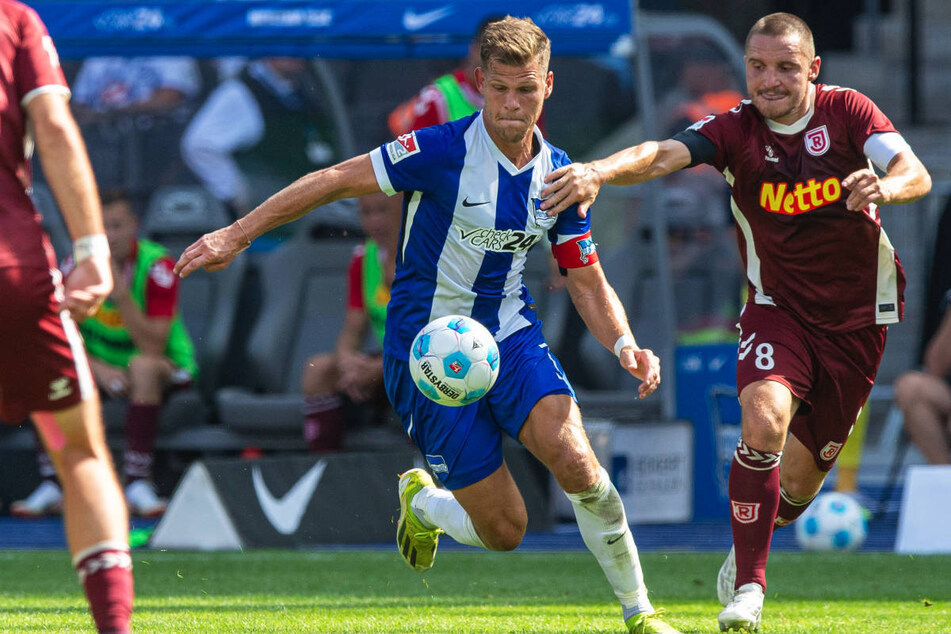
top-left (74, 543), bottom-right (133, 633)
top-left (124, 403), bottom-right (160, 484)
top-left (302, 395), bottom-right (345, 453)
top-left (729, 438), bottom-right (782, 591)
top-left (774, 486), bottom-right (817, 529)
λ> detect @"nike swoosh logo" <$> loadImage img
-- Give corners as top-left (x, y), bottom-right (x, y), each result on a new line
top-left (462, 197), bottom-right (490, 207)
top-left (252, 460), bottom-right (327, 535)
top-left (402, 7), bottom-right (453, 31)
top-left (607, 530), bottom-right (627, 545)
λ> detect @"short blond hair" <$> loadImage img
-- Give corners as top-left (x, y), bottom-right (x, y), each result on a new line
top-left (746, 12), bottom-right (816, 61)
top-left (480, 16), bottom-right (550, 72)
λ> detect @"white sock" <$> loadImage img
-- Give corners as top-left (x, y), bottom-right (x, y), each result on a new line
top-left (566, 466), bottom-right (653, 619)
top-left (412, 485), bottom-right (487, 549)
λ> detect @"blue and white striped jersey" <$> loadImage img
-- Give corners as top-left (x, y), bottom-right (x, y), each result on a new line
top-left (369, 111), bottom-right (596, 361)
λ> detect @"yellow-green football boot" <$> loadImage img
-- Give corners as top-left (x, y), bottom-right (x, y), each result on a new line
top-left (626, 609), bottom-right (682, 634)
top-left (396, 468), bottom-right (444, 572)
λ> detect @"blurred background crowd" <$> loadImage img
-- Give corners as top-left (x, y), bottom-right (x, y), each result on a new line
top-left (5, 0), bottom-right (950, 530)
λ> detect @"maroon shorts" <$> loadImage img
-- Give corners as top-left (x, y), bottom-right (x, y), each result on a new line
top-left (0, 267), bottom-right (91, 423)
top-left (735, 301), bottom-right (887, 471)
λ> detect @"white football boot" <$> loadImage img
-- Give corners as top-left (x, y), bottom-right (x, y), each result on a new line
top-left (717, 545), bottom-right (737, 605)
top-left (718, 582), bottom-right (764, 632)
top-left (125, 480), bottom-right (168, 517)
top-left (11, 480), bottom-right (63, 517)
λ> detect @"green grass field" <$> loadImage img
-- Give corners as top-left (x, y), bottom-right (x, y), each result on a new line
top-left (0, 550), bottom-right (947, 632)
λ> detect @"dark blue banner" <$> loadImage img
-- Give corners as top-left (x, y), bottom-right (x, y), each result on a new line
top-left (29, 1), bottom-right (633, 59)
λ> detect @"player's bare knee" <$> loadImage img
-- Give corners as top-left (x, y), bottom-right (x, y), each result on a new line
top-left (127, 355), bottom-right (167, 393)
top-left (481, 516), bottom-right (526, 551)
top-left (740, 404), bottom-right (788, 450)
top-left (128, 354), bottom-right (164, 377)
top-left (301, 354), bottom-right (337, 395)
top-left (550, 448), bottom-right (599, 494)
top-left (780, 476), bottom-right (821, 502)
top-left (740, 382), bottom-right (794, 448)
top-left (894, 372), bottom-right (926, 408)
top-left (58, 442), bottom-right (105, 472)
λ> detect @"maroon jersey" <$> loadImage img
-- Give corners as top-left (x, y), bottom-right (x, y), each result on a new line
top-left (691, 84), bottom-right (904, 333)
top-left (0, 0), bottom-right (69, 269)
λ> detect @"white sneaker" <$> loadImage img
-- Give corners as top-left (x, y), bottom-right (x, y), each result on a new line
top-left (11, 481), bottom-right (63, 517)
top-left (717, 546), bottom-right (737, 606)
top-left (125, 480), bottom-right (167, 517)
top-left (718, 583), bottom-right (764, 632)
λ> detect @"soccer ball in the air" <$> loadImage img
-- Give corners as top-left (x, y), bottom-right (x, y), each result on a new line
top-left (794, 492), bottom-right (868, 551)
top-left (409, 315), bottom-right (500, 407)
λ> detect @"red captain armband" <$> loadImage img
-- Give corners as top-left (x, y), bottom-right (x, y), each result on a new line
top-left (551, 232), bottom-right (599, 269)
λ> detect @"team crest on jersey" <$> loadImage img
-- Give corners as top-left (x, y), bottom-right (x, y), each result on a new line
top-left (804, 125), bottom-right (830, 156)
top-left (530, 197), bottom-right (556, 227)
top-left (531, 198), bottom-right (547, 222)
top-left (819, 441), bottom-right (843, 461)
top-left (731, 501), bottom-right (760, 524)
top-left (386, 131), bottom-right (421, 164)
top-left (576, 237), bottom-right (596, 263)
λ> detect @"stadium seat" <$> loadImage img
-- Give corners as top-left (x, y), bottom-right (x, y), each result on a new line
top-left (216, 237), bottom-right (360, 441)
top-left (293, 198), bottom-right (361, 239)
top-left (142, 184), bottom-right (230, 249)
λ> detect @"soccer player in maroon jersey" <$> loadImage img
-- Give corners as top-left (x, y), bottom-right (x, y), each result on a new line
top-left (540, 12), bottom-right (931, 632)
top-left (0, 2), bottom-right (133, 631)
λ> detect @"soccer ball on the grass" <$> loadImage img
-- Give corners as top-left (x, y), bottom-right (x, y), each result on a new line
top-left (409, 314), bottom-right (500, 407)
top-left (794, 492), bottom-right (868, 551)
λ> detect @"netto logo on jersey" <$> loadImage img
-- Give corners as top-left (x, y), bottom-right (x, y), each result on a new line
top-left (458, 227), bottom-right (541, 252)
top-left (759, 177), bottom-right (842, 215)
top-left (420, 360), bottom-right (462, 400)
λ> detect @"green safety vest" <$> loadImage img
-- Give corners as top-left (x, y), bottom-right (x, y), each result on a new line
top-left (80, 239), bottom-right (198, 375)
top-left (361, 240), bottom-right (389, 345)
top-left (432, 73), bottom-right (481, 121)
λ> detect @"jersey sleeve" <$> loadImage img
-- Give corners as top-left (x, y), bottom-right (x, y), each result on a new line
top-left (346, 248), bottom-right (365, 311)
top-left (144, 257), bottom-right (179, 318)
top-left (841, 89), bottom-right (898, 152)
top-left (368, 123), bottom-right (455, 196)
top-left (686, 107), bottom-right (743, 173)
top-left (548, 199), bottom-right (599, 270)
top-left (545, 149), bottom-right (599, 269)
top-left (14, 6), bottom-right (68, 106)
top-left (671, 128), bottom-right (717, 167)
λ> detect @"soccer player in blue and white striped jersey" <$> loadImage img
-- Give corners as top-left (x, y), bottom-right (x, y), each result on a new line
top-left (175, 16), bottom-right (676, 634)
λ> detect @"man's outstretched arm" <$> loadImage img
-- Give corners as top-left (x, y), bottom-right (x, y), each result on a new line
top-left (174, 154), bottom-right (380, 278)
top-left (540, 138), bottom-right (693, 217)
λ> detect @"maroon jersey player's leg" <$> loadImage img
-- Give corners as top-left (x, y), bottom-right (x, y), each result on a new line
top-left (0, 267), bottom-right (133, 633)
